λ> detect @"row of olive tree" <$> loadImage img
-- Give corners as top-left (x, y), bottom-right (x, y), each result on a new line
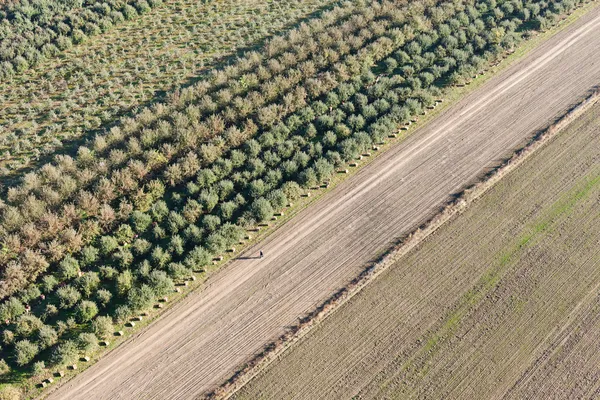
top-left (0, 0), bottom-right (162, 79)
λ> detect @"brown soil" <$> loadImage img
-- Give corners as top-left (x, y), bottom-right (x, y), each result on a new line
top-left (45, 5), bottom-right (600, 400)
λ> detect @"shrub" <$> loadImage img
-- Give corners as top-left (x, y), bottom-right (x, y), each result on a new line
top-left (41, 276), bottom-right (59, 294)
top-left (127, 285), bottom-right (155, 312)
top-left (201, 215), bottom-right (221, 232)
top-left (18, 286), bottom-right (41, 304)
top-left (250, 198), bottom-right (274, 222)
top-left (132, 238), bottom-right (152, 255)
top-left (78, 332), bottom-right (99, 354)
top-left (116, 270), bottom-right (133, 296)
top-left (115, 224), bottom-right (135, 244)
top-left (76, 272), bottom-right (100, 297)
top-left (0, 385), bottom-right (21, 400)
top-left (37, 325), bottom-right (58, 349)
top-left (14, 340), bottom-right (39, 366)
top-left (0, 359), bottom-right (9, 375)
top-left (147, 271), bottom-right (174, 296)
top-left (96, 289), bottom-right (112, 307)
top-left (150, 200), bottom-right (169, 222)
top-left (184, 247), bottom-right (212, 270)
top-left (114, 305), bottom-right (131, 325)
top-left (167, 263), bottom-right (190, 281)
top-left (76, 300), bottom-right (99, 322)
top-left (51, 340), bottom-right (78, 365)
top-left (99, 266), bottom-right (118, 280)
top-left (281, 181), bottom-right (302, 201)
top-left (220, 223), bottom-right (244, 247)
top-left (14, 315), bottom-right (43, 338)
top-left (58, 255), bottom-right (80, 280)
top-left (32, 360), bottom-right (45, 376)
top-left (0, 297), bottom-right (25, 322)
top-left (1, 330), bottom-right (14, 345)
top-left (205, 233), bottom-right (227, 254)
top-left (168, 235), bottom-right (185, 256)
top-left (56, 285), bottom-right (81, 309)
top-left (42, 304), bottom-right (58, 321)
top-left (266, 189), bottom-right (287, 210)
top-left (91, 316), bottom-right (114, 339)
top-left (80, 246), bottom-right (99, 267)
top-left (150, 246), bottom-right (171, 268)
top-left (131, 211), bottom-right (153, 233)
top-left (99, 235), bottom-right (119, 255)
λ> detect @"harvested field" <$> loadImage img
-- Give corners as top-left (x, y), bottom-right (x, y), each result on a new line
top-left (234, 81), bottom-right (600, 399)
top-left (45, 5), bottom-right (600, 400)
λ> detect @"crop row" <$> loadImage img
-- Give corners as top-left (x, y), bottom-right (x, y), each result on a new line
top-left (0, 0), bottom-right (338, 181)
top-left (0, 0), bottom-right (162, 79)
top-left (0, 0), bottom-right (391, 297)
top-left (0, 0), bottom-right (586, 379)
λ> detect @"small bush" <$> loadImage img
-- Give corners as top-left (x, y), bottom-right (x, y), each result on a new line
top-left (14, 315), bottom-right (43, 337)
top-left (75, 300), bottom-right (99, 323)
top-left (1, 330), bottom-right (14, 345)
top-left (0, 359), bottom-right (10, 375)
top-left (96, 289), bottom-right (112, 308)
top-left (58, 255), bottom-right (80, 280)
top-left (116, 270), bottom-right (133, 296)
top-left (51, 340), bottom-right (78, 365)
top-left (0, 297), bottom-right (25, 322)
top-left (14, 340), bottom-right (39, 366)
top-left (167, 263), bottom-right (190, 281)
top-left (78, 332), bottom-right (99, 354)
top-left (127, 285), bottom-right (154, 312)
top-left (42, 304), bottom-right (58, 321)
top-left (0, 385), bottom-right (21, 400)
top-left (37, 325), bottom-right (58, 349)
top-left (147, 271), bottom-right (174, 297)
top-left (56, 285), bottom-right (81, 309)
top-left (114, 305), bottom-right (131, 325)
top-left (91, 316), bottom-right (114, 339)
top-left (41, 276), bottom-right (59, 294)
top-left (250, 198), bottom-right (274, 222)
top-left (32, 361), bottom-right (45, 376)
top-left (76, 272), bottom-right (100, 297)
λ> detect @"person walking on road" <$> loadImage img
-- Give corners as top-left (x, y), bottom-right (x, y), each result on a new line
top-left (259, 250), bottom-right (264, 259)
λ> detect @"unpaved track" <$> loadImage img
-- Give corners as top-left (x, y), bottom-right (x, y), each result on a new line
top-left (46, 6), bottom-right (600, 400)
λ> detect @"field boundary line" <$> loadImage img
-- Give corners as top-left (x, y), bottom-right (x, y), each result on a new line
top-left (209, 88), bottom-right (600, 400)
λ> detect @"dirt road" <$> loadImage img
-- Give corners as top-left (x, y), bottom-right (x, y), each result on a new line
top-left (46, 6), bottom-right (600, 400)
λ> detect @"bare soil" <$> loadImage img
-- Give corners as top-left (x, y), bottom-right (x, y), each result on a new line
top-left (234, 70), bottom-right (600, 400)
top-left (45, 5), bottom-right (600, 400)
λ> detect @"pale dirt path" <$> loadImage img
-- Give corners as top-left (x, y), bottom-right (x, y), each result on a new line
top-left (46, 6), bottom-right (600, 400)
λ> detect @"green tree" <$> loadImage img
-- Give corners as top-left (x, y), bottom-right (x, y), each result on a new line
top-left (37, 325), bottom-right (58, 349)
top-left (15, 340), bottom-right (39, 366)
top-left (250, 198), bottom-right (274, 222)
top-left (51, 340), bottom-right (78, 365)
top-left (91, 316), bottom-right (114, 339)
top-left (76, 300), bottom-right (98, 322)
top-left (78, 332), bottom-right (99, 354)
top-left (56, 286), bottom-right (81, 309)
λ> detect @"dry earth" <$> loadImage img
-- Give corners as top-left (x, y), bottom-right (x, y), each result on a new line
top-left (45, 5), bottom-right (600, 400)
top-left (234, 81), bottom-right (600, 400)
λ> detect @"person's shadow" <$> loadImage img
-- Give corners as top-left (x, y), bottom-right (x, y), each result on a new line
top-left (236, 256), bottom-right (262, 260)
